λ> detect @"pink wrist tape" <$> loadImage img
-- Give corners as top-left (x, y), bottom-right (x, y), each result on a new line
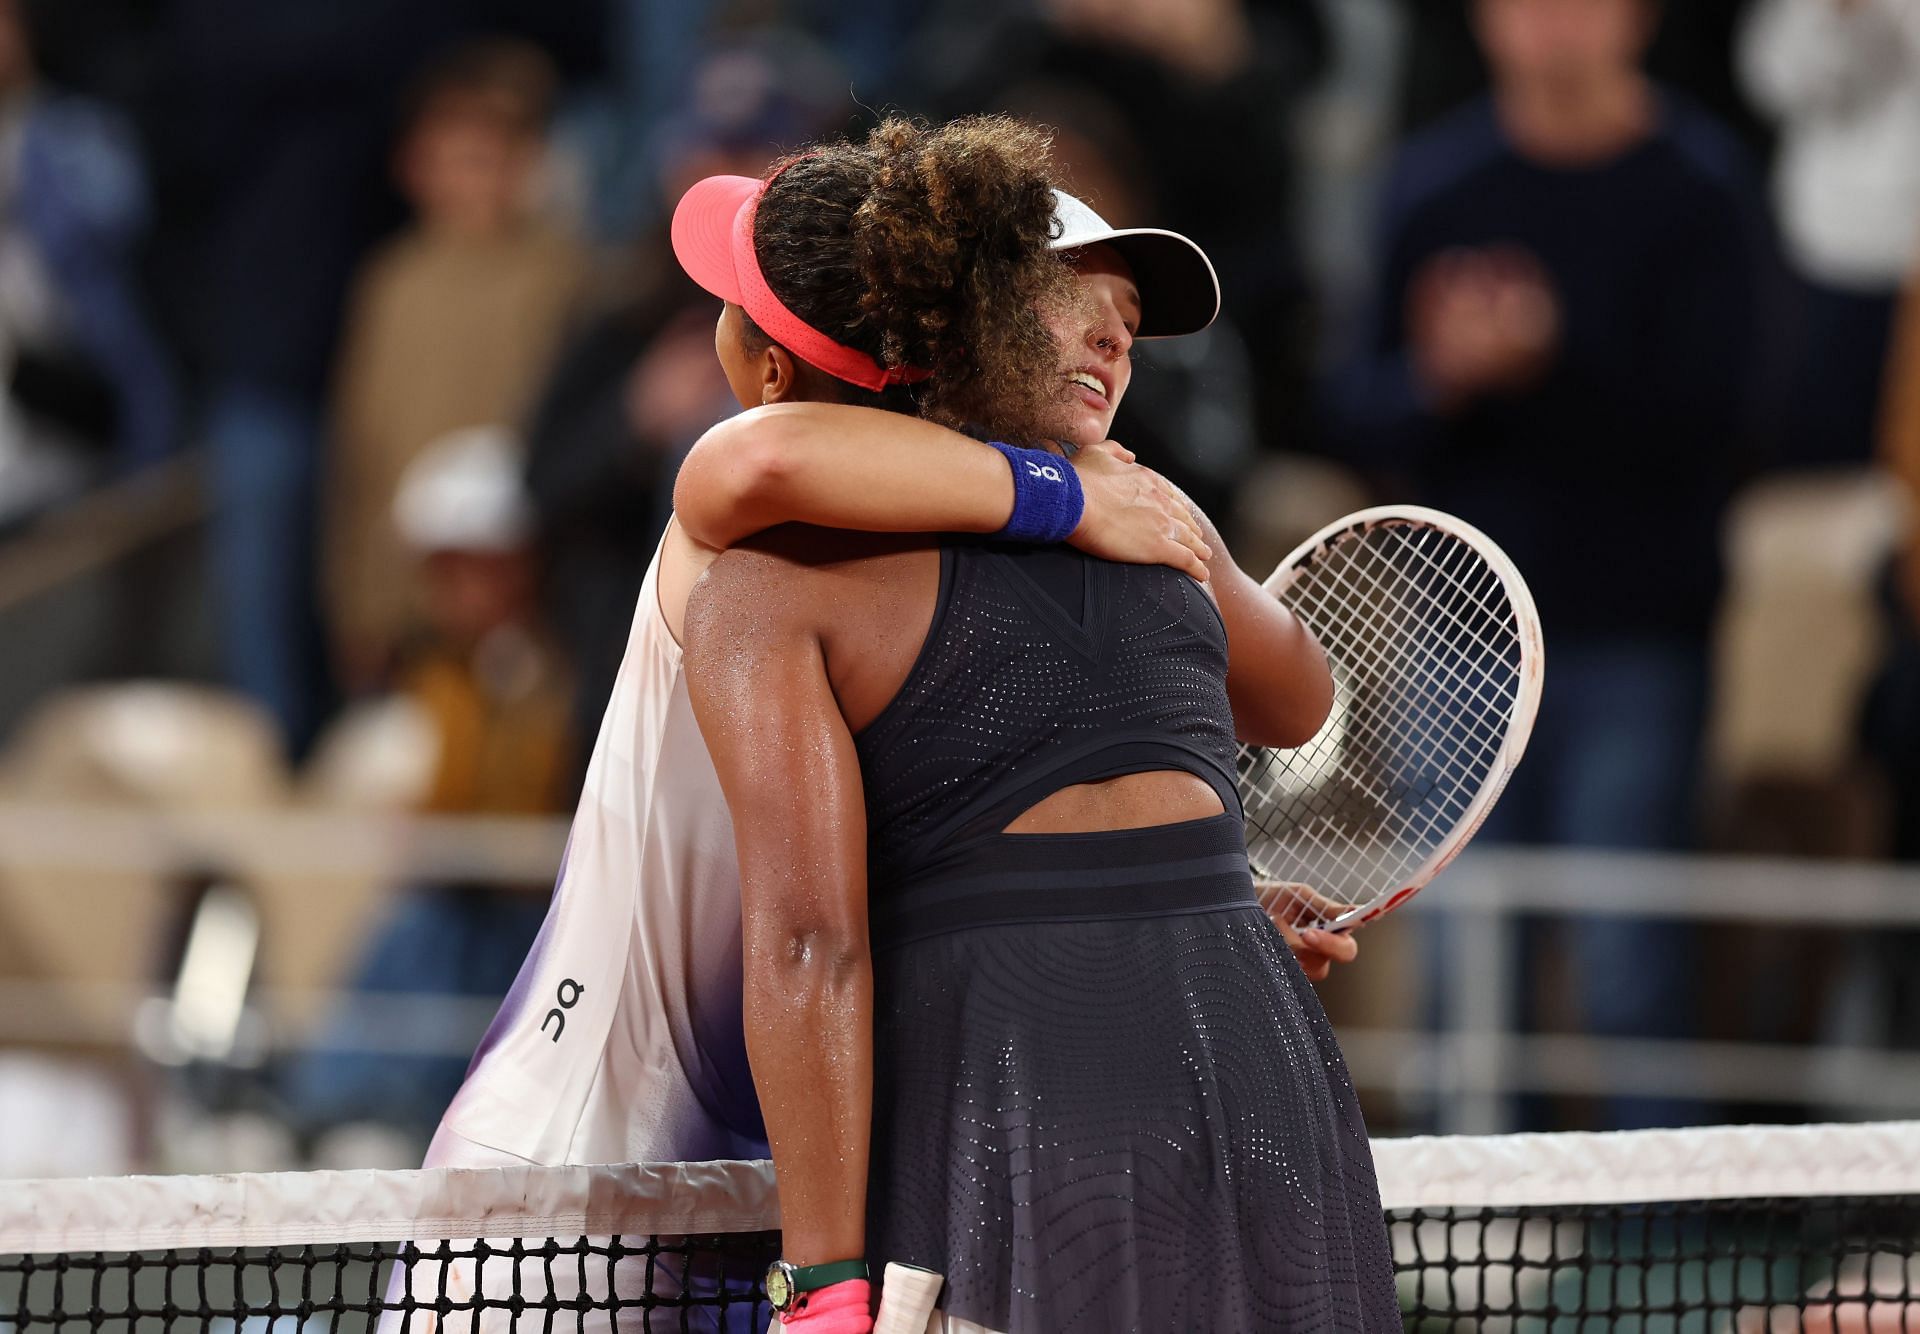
top-left (778, 1277), bottom-right (872, 1333)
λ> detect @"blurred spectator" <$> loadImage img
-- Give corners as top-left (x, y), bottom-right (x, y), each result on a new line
top-left (1739, 0), bottom-right (1920, 468)
top-left (0, 0), bottom-right (175, 527)
top-left (290, 427), bottom-right (569, 1142)
top-left (323, 38), bottom-right (587, 696)
top-left (526, 40), bottom-right (844, 775)
top-left (779, 0), bottom-right (940, 106)
top-left (567, 6), bottom-right (891, 239)
top-left (393, 429), bottom-right (572, 819)
top-left (918, 0), bottom-right (1328, 449)
top-left (1328, 0), bottom-right (1768, 1128)
top-left (559, 0), bottom-right (708, 241)
top-left (1397, 0), bottom-right (1768, 147)
top-left (153, 3), bottom-right (605, 761)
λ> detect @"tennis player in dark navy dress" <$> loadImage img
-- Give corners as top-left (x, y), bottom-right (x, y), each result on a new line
top-left (676, 129), bottom-right (1399, 1333)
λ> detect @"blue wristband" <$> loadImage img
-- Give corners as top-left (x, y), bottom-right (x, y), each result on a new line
top-left (987, 441), bottom-right (1084, 543)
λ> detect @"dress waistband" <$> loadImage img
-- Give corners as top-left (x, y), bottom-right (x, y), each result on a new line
top-left (869, 813), bottom-right (1258, 951)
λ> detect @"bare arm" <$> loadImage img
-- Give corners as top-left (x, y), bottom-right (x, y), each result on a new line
top-left (672, 403), bottom-right (1209, 579)
top-left (674, 403), bottom-right (1012, 545)
top-left (681, 548), bottom-right (872, 1267)
top-left (1187, 499), bottom-right (1336, 748)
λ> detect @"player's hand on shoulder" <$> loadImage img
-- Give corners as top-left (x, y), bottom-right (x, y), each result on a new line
top-left (1256, 880), bottom-right (1360, 982)
top-left (1067, 440), bottom-right (1210, 581)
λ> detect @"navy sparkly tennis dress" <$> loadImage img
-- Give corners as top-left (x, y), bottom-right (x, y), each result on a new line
top-left (855, 541), bottom-right (1400, 1333)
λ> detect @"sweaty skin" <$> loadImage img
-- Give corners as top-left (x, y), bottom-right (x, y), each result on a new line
top-left (682, 529), bottom-right (925, 1267)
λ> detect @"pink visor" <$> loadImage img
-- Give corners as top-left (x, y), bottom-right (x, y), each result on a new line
top-left (671, 173), bottom-right (929, 393)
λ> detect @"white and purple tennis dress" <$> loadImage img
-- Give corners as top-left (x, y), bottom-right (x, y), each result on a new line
top-left (428, 532), bottom-right (766, 1172)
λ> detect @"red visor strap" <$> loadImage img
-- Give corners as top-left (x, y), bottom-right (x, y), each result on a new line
top-left (732, 189), bottom-right (930, 392)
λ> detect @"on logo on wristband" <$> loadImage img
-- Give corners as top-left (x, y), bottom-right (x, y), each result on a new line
top-left (989, 440), bottom-right (1083, 543)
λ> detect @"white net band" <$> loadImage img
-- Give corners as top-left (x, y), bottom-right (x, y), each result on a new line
top-left (1373, 1120), bottom-right (1920, 1212)
top-left (6, 1124), bottom-right (1918, 1255)
top-left (0, 1158), bottom-right (779, 1254)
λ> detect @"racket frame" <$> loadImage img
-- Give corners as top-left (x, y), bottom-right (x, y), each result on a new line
top-left (1249, 503), bottom-right (1544, 929)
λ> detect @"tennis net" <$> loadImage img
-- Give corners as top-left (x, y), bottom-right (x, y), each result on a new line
top-left (3, 1122), bottom-right (1916, 1331)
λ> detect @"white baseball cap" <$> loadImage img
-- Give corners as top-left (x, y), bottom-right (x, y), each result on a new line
top-left (1048, 189), bottom-right (1221, 339)
top-left (393, 425), bottom-right (535, 554)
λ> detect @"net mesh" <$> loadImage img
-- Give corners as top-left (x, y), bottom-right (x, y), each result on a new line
top-left (1393, 1198), bottom-right (1918, 1332)
top-left (1240, 517), bottom-right (1528, 926)
top-left (0, 1159), bottom-right (782, 1334)
top-left (2, 1236), bottom-right (777, 1334)
top-left (3, 1124), bottom-right (1915, 1332)
top-left (1376, 1122), bottom-right (1920, 1333)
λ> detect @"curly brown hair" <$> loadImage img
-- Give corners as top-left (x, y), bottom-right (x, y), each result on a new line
top-left (743, 114), bottom-right (1076, 441)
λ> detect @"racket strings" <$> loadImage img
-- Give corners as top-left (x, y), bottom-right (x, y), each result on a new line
top-left (1293, 532), bottom-right (1513, 739)
top-left (1286, 557), bottom-right (1512, 847)
top-left (1248, 692), bottom-right (1491, 912)
top-left (1390, 533), bottom-right (1523, 720)
top-left (1319, 526), bottom-right (1518, 729)
top-left (1263, 541), bottom-right (1507, 820)
top-left (1255, 567), bottom-right (1514, 902)
top-left (1243, 522), bottom-right (1525, 925)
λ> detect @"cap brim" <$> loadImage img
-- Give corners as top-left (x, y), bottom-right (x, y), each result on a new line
top-left (671, 174), bottom-right (761, 306)
top-left (1052, 226), bottom-right (1221, 339)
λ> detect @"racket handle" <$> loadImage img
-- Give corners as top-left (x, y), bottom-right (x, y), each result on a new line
top-left (872, 1262), bottom-right (944, 1334)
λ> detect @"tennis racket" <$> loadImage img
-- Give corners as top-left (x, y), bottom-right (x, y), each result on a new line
top-left (1238, 505), bottom-right (1542, 931)
top-left (872, 1262), bottom-right (944, 1333)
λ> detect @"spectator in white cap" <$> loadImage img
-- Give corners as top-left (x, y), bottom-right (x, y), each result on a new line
top-left (288, 425), bottom-right (571, 1146)
top-left (388, 424), bottom-right (571, 821)
top-left (1741, 0), bottom-right (1920, 467)
top-left (322, 38), bottom-right (586, 697)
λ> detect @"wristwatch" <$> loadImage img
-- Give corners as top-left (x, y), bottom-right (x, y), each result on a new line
top-left (764, 1258), bottom-right (869, 1313)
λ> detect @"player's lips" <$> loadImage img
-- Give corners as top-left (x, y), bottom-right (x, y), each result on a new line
top-left (1064, 366), bottom-right (1112, 411)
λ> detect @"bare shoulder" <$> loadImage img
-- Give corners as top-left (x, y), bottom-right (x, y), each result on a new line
top-left (1169, 483), bottom-right (1228, 560)
top-left (1159, 481), bottom-right (1233, 605)
top-left (682, 534), bottom-right (811, 654)
top-left (684, 525), bottom-right (932, 646)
